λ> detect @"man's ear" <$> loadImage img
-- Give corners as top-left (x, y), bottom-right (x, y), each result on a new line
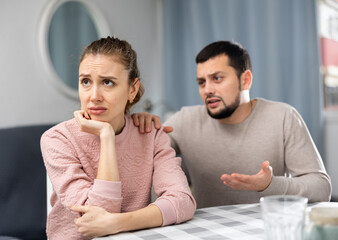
top-left (240, 70), bottom-right (252, 90)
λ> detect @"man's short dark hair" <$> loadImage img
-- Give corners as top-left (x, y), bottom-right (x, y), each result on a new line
top-left (196, 41), bottom-right (252, 78)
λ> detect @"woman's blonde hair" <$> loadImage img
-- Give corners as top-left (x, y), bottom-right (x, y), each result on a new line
top-left (80, 36), bottom-right (144, 113)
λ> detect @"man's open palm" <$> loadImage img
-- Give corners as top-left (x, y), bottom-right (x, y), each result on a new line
top-left (220, 161), bottom-right (272, 191)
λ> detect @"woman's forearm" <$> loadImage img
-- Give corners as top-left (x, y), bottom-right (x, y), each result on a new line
top-left (96, 127), bottom-right (120, 181)
top-left (115, 205), bottom-right (163, 233)
top-left (72, 204), bottom-right (163, 238)
top-left (125, 205), bottom-right (163, 231)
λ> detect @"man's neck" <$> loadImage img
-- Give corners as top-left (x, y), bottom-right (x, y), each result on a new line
top-left (218, 99), bottom-right (253, 125)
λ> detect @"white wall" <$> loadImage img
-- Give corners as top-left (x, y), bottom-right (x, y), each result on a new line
top-left (0, 0), bottom-right (163, 128)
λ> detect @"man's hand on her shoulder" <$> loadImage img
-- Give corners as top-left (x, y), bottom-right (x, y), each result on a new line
top-left (220, 161), bottom-right (272, 192)
top-left (163, 126), bottom-right (173, 133)
top-left (131, 112), bottom-right (173, 134)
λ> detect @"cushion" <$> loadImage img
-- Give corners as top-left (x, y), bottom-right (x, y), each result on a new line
top-left (0, 125), bottom-right (54, 240)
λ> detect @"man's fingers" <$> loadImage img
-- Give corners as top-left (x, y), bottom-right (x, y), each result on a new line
top-left (221, 174), bottom-right (241, 184)
top-left (262, 161), bottom-right (269, 170)
top-left (153, 116), bottom-right (162, 130)
top-left (221, 174), bottom-right (234, 186)
top-left (145, 115), bottom-right (153, 133)
top-left (163, 126), bottom-right (173, 133)
top-left (220, 174), bottom-right (228, 181)
top-left (231, 173), bottom-right (251, 182)
top-left (221, 162), bottom-right (272, 191)
top-left (261, 161), bottom-right (272, 174)
top-left (223, 177), bottom-right (249, 189)
top-left (221, 173), bottom-right (255, 190)
top-left (138, 115), bottom-right (145, 133)
top-left (131, 114), bottom-right (140, 126)
top-left (132, 113), bottom-right (163, 133)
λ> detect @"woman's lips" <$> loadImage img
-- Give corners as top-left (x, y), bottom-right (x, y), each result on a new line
top-left (89, 107), bottom-right (107, 115)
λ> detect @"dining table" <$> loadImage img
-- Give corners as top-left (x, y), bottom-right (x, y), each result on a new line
top-left (94, 201), bottom-right (338, 240)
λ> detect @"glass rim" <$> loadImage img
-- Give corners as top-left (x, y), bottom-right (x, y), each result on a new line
top-left (260, 195), bottom-right (308, 203)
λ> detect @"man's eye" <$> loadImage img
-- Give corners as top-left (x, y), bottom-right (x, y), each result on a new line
top-left (103, 79), bottom-right (114, 86)
top-left (214, 76), bottom-right (223, 81)
top-left (197, 81), bottom-right (205, 86)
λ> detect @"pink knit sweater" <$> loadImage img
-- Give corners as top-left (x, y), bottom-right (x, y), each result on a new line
top-left (41, 116), bottom-right (196, 240)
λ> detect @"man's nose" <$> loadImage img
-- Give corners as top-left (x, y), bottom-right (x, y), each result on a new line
top-left (204, 81), bottom-right (215, 95)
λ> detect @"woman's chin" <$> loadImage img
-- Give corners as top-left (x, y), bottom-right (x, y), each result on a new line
top-left (90, 116), bottom-right (107, 122)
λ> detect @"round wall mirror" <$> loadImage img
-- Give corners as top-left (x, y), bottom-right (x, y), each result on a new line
top-left (38, 0), bottom-right (111, 99)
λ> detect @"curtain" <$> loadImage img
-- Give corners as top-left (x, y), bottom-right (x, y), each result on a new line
top-left (163, 0), bottom-right (323, 154)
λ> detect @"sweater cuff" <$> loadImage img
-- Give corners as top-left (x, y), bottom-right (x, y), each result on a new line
top-left (260, 176), bottom-right (287, 196)
top-left (92, 179), bottom-right (122, 198)
top-left (151, 198), bottom-right (177, 226)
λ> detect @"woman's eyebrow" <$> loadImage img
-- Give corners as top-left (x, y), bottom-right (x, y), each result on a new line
top-left (79, 74), bottom-right (118, 80)
top-left (98, 75), bottom-right (118, 79)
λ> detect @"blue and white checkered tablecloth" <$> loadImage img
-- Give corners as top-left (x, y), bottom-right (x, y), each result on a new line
top-left (97, 203), bottom-right (265, 240)
top-left (95, 202), bottom-right (338, 240)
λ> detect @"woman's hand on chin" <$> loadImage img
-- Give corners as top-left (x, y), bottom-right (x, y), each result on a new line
top-left (74, 110), bottom-right (114, 137)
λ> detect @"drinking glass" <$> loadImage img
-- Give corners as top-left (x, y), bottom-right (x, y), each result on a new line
top-left (260, 195), bottom-right (308, 240)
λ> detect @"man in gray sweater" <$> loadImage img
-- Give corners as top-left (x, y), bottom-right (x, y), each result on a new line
top-left (133, 41), bottom-right (331, 208)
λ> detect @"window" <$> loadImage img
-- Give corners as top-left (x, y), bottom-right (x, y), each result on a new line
top-left (38, 0), bottom-right (110, 99)
top-left (318, 0), bottom-right (338, 109)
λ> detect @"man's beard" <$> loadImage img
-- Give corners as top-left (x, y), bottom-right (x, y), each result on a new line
top-left (206, 94), bottom-right (240, 119)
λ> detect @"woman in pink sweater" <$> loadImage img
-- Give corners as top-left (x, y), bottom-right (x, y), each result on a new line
top-left (41, 36), bottom-right (196, 240)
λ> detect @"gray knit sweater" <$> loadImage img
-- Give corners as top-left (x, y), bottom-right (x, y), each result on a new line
top-left (165, 98), bottom-right (331, 208)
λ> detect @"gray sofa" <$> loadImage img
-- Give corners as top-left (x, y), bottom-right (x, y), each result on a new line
top-left (0, 124), bottom-right (54, 240)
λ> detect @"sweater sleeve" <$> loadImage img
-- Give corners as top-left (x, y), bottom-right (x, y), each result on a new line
top-left (260, 107), bottom-right (332, 202)
top-left (164, 111), bottom-right (183, 155)
top-left (41, 127), bottom-right (123, 213)
top-left (150, 128), bottom-right (196, 226)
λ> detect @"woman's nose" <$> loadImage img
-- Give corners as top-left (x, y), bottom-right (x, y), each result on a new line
top-left (90, 86), bottom-right (103, 102)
